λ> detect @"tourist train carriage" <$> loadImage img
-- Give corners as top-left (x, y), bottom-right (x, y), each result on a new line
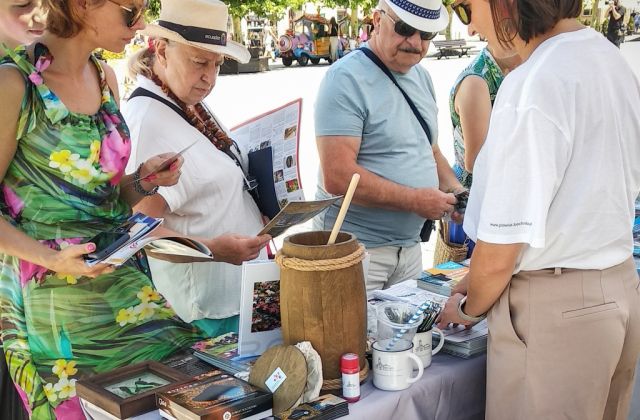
top-left (277, 14), bottom-right (332, 67)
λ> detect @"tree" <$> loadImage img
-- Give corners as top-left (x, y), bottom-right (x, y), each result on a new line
top-left (225, 0), bottom-right (308, 43)
top-left (321, 0), bottom-right (377, 37)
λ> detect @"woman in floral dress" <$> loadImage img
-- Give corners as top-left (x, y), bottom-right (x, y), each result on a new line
top-left (0, 1), bottom-right (203, 418)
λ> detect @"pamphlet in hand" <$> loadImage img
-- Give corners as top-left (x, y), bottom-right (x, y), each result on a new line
top-left (231, 99), bottom-right (304, 219)
top-left (142, 140), bottom-right (198, 180)
top-left (84, 212), bottom-right (213, 266)
top-left (258, 196), bottom-right (341, 238)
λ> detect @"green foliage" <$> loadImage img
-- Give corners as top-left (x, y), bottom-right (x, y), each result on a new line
top-left (146, 0), bottom-right (160, 21)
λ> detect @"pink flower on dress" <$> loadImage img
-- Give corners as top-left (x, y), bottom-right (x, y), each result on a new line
top-left (99, 127), bottom-right (131, 186)
top-left (2, 185), bottom-right (24, 219)
top-left (53, 397), bottom-right (85, 420)
top-left (19, 259), bottom-right (48, 287)
top-left (28, 54), bottom-right (52, 86)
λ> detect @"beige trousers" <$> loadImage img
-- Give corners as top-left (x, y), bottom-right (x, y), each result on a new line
top-left (486, 258), bottom-right (640, 420)
top-left (365, 243), bottom-right (422, 292)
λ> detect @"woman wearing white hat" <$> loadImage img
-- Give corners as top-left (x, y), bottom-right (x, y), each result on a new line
top-left (125, 0), bottom-right (271, 337)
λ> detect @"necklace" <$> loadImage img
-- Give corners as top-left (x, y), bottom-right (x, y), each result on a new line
top-left (150, 72), bottom-right (233, 152)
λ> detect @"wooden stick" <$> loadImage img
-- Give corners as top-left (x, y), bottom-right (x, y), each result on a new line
top-left (327, 174), bottom-right (360, 245)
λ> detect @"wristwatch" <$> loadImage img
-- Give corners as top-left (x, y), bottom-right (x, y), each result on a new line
top-left (456, 295), bottom-right (486, 323)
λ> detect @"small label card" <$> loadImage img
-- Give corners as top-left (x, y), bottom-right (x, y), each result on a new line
top-left (265, 367), bottom-right (287, 393)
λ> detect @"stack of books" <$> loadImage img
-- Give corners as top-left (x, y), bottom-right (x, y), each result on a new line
top-left (416, 261), bottom-right (469, 296)
top-left (274, 395), bottom-right (349, 420)
top-left (192, 333), bottom-right (257, 375)
top-left (434, 319), bottom-right (488, 358)
top-left (157, 371), bottom-right (272, 420)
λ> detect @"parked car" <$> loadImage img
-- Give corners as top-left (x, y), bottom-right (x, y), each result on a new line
top-left (277, 14), bottom-right (332, 67)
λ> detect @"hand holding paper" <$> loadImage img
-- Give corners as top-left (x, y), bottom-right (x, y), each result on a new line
top-left (208, 233), bottom-right (271, 265)
top-left (139, 140), bottom-right (198, 183)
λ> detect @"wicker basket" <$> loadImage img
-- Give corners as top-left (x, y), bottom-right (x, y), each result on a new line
top-left (432, 220), bottom-right (468, 266)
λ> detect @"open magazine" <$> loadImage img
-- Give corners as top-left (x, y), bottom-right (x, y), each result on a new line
top-left (84, 212), bottom-right (213, 266)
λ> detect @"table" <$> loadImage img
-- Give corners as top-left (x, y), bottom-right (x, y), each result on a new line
top-left (346, 353), bottom-right (486, 420)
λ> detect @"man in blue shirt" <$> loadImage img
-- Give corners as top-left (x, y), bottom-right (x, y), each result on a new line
top-left (314, 0), bottom-right (464, 291)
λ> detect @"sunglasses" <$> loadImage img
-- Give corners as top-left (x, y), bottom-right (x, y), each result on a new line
top-left (452, 2), bottom-right (472, 25)
top-left (107, 0), bottom-right (148, 28)
top-left (379, 10), bottom-right (438, 41)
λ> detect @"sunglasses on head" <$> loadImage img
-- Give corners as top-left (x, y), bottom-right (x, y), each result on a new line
top-left (452, 2), bottom-right (471, 25)
top-left (379, 10), bottom-right (438, 41)
top-left (107, 0), bottom-right (148, 28)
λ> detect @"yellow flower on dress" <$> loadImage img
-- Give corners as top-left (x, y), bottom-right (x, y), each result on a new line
top-left (54, 377), bottom-right (77, 399)
top-left (43, 383), bottom-right (58, 403)
top-left (52, 359), bottom-right (78, 379)
top-left (88, 140), bottom-right (101, 164)
top-left (134, 301), bottom-right (159, 321)
top-left (69, 159), bottom-right (100, 185)
top-left (56, 272), bottom-right (77, 285)
top-left (137, 285), bottom-right (161, 303)
top-left (116, 307), bottom-right (138, 326)
top-left (49, 150), bottom-right (80, 174)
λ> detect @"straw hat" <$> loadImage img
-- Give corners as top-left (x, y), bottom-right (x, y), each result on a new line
top-left (143, 0), bottom-right (250, 63)
top-left (382, 0), bottom-right (449, 33)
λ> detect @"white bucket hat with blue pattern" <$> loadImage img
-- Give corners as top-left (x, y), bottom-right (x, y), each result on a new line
top-left (383, 0), bottom-right (449, 33)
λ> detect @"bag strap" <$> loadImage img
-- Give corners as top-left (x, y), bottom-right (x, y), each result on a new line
top-left (129, 87), bottom-right (190, 123)
top-left (129, 86), bottom-right (250, 176)
top-left (358, 47), bottom-right (432, 144)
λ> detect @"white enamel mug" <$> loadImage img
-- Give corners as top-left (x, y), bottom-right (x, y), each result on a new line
top-left (412, 327), bottom-right (445, 368)
top-left (372, 338), bottom-right (424, 391)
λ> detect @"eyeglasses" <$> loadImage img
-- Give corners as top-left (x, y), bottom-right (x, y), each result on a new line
top-left (452, 2), bottom-right (471, 25)
top-left (379, 10), bottom-right (438, 41)
top-left (107, 0), bottom-right (148, 28)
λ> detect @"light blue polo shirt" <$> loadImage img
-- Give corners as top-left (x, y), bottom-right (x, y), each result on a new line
top-left (314, 46), bottom-right (439, 248)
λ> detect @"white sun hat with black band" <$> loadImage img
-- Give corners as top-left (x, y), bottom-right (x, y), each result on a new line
top-left (383, 0), bottom-right (449, 33)
top-left (143, 0), bottom-right (250, 64)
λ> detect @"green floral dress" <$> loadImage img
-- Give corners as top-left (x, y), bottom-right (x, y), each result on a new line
top-left (0, 44), bottom-right (203, 419)
top-left (449, 47), bottom-right (505, 189)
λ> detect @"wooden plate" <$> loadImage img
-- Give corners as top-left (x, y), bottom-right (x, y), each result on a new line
top-left (249, 345), bottom-right (308, 415)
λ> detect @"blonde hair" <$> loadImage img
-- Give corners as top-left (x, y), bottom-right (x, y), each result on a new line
top-left (127, 45), bottom-right (155, 80)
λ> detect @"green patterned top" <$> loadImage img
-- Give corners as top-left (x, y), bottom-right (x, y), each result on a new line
top-left (0, 44), bottom-right (203, 419)
top-left (449, 47), bottom-right (504, 188)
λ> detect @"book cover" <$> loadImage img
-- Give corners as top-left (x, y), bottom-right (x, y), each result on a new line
top-left (274, 395), bottom-right (349, 420)
top-left (238, 261), bottom-right (283, 357)
top-left (416, 262), bottom-right (469, 296)
top-left (157, 372), bottom-right (273, 420)
top-left (192, 333), bottom-right (257, 375)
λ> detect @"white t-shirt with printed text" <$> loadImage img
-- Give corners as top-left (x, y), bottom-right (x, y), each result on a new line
top-left (464, 28), bottom-right (640, 272)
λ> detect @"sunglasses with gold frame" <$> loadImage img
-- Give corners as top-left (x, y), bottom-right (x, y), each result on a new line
top-left (452, 1), bottom-right (472, 26)
top-left (107, 0), bottom-right (148, 28)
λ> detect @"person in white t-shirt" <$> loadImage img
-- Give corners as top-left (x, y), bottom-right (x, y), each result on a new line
top-left (123, 0), bottom-right (271, 338)
top-left (437, 0), bottom-right (640, 418)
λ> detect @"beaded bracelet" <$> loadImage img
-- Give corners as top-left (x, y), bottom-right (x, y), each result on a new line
top-left (133, 164), bottom-right (159, 196)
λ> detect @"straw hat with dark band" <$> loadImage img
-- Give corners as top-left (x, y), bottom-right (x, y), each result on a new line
top-left (143, 0), bottom-right (250, 63)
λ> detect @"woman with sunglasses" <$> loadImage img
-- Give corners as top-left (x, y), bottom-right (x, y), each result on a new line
top-left (437, 0), bottom-right (521, 255)
top-left (0, 0), bottom-right (205, 417)
top-left (437, 0), bottom-right (640, 418)
top-left (449, 0), bottom-right (520, 190)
